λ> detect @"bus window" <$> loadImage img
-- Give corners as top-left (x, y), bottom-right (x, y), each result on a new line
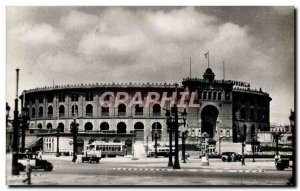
top-left (90, 145), bottom-right (95, 149)
top-left (96, 145), bottom-right (100, 150)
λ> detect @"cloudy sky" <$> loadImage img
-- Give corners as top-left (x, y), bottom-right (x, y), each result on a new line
top-left (6, 6), bottom-right (294, 124)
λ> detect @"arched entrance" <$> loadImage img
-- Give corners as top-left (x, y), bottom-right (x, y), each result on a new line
top-left (151, 122), bottom-right (162, 141)
top-left (201, 105), bottom-right (219, 138)
top-left (84, 122), bottom-right (93, 131)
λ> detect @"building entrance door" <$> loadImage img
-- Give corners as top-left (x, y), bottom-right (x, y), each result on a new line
top-left (201, 105), bottom-right (219, 138)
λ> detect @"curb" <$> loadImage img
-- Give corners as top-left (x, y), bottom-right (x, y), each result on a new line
top-left (7, 174), bottom-right (42, 179)
top-left (112, 168), bottom-right (265, 173)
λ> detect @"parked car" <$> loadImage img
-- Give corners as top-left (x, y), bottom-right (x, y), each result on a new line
top-left (17, 153), bottom-right (53, 171)
top-left (275, 156), bottom-right (290, 170)
top-left (221, 152), bottom-right (241, 162)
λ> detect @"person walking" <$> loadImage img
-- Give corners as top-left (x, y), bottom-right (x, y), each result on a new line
top-left (22, 159), bottom-right (32, 185)
top-left (241, 154), bottom-right (245, 166)
top-left (37, 149), bottom-right (43, 160)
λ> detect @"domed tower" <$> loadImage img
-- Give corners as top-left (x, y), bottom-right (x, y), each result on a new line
top-left (203, 68), bottom-right (215, 83)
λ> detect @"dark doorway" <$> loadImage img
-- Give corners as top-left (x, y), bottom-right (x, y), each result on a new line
top-left (77, 138), bottom-right (84, 154)
top-left (134, 122), bottom-right (144, 141)
top-left (117, 122), bottom-right (127, 133)
top-left (125, 139), bottom-right (132, 155)
top-left (201, 105), bottom-right (219, 138)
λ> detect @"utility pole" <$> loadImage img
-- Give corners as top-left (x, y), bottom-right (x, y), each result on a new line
top-left (71, 105), bottom-right (78, 162)
top-left (167, 110), bottom-right (173, 167)
top-left (173, 105), bottom-right (180, 169)
top-left (182, 131), bottom-right (186, 163)
top-left (12, 68), bottom-right (20, 175)
top-left (154, 129), bottom-right (158, 158)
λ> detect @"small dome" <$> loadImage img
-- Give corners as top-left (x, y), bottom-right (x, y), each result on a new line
top-left (205, 68), bottom-right (213, 74)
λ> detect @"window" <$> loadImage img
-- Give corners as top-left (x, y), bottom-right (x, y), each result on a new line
top-left (101, 107), bottom-right (109, 116)
top-left (31, 107), bottom-right (36, 118)
top-left (38, 96), bottom-right (43, 103)
top-left (117, 122), bottom-right (127, 133)
top-left (151, 122), bottom-right (162, 141)
top-left (208, 91), bottom-right (212, 100)
top-left (152, 104), bottom-right (161, 116)
top-left (47, 95), bottom-right (53, 103)
top-left (217, 92), bottom-right (222, 101)
top-left (71, 93), bottom-right (79, 102)
top-left (213, 92), bottom-right (217, 100)
top-left (240, 108), bottom-right (246, 120)
top-left (135, 104), bottom-right (143, 116)
top-left (31, 97), bottom-right (36, 104)
top-left (37, 123), bottom-right (42, 129)
top-left (250, 109), bottom-right (255, 120)
top-left (38, 106), bottom-right (43, 118)
top-left (226, 129), bottom-right (230, 137)
top-left (86, 92), bottom-right (94, 101)
top-left (118, 104), bottom-right (126, 116)
top-left (47, 106), bottom-right (53, 117)
top-left (84, 122), bottom-right (93, 131)
top-left (220, 130), bottom-right (223, 137)
top-left (100, 122), bottom-right (109, 131)
top-left (86, 104), bottom-right (93, 117)
top-left (72, 104), bottom-right (78, 116)
top-left (59, 105), bottom-right (65, 117)
top-left (203, 91), bottom-right (207, 100)
top-left (58, 94), bottom-right (65, 102)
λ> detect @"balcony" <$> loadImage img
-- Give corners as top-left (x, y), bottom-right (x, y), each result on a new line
top-left (152, 112), bottom-right (161, 117)
top-left (47, 114), bottom-right (53, 118)
top-left (117, 112), bottom-right (126, 117)
top-left (101, 112), bottom-right (109, 117)
top-left (134, 112), bottom-right (144, 116)
top-left (59, 113), bottom-right (65, 118)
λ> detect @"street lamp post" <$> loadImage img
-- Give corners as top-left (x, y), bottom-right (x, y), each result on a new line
top-left (21, 106), bottom-right (29, 153)
top-left (219, 137), bottom-right (221, 155)
top-left (166, 110), bottom-right (173, 167)
top-left (71, 107), bottom-right (78, 162)
top-left (154, 131), bottom-right (158, 158)
top-left (241, 134), bottom-right (245, 166)
top-left (146, 136), bottom-right (149, 157)
top-left (12, 68), bottom-right (20, 175)
top-left (251, 137), bottom-right (256, 162)
top-left (56, 113), bottom-right (60, 157)
top-left (181, 130), bottom-right (188, 163)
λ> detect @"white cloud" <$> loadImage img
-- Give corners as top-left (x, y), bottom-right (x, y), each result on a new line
top-left (16, 23), bottom-right (64, 45)
top-left (60, 10), bottom-right (99, 31)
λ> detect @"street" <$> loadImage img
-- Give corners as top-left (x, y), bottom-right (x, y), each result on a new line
top-left (6, 154), bottom-right (293, 186)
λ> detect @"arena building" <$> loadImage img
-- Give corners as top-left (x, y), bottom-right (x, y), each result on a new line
top-left (21, 67), bottom-right (272, 155)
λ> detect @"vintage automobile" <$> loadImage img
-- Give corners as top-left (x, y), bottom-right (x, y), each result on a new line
top-left (147, 147), bottom-right (175, 157)
top-left (275, 157), bottom-right (290, 170)
top-left (221, 152), bottom-right (242, 162)
top-left (17, 153), bottom-right (53, 171)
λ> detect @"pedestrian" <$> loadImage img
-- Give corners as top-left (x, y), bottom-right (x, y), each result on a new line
top-left (24, 149), bottom-right (29, 158)
top-left (37, 149), bottom-right (43, 160)
top-left (22, 159), bottom-right (32, 185)
top-left (241, 155), bottom-right (245, 166)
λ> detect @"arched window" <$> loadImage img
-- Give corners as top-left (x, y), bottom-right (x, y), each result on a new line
top-left (38, 106), bottom-right (43, 118)
top-left (84, 122), bottom-right (93, 131)
top-left (151, 122), bottom-right (162, 141)
top-left (250, 108), bottom-right (255, 120)
top-left (47, 106), bottom-right (53, 117)
top-left (217, 92), bottom-right (222, 101)
top-left (240, 108), bottom-right (246, 120)
top-left (47, 123), bottom-right (52, 129)
top-left (72, 104), bottom-right (78, 116)
top-left (213, 92), bottom-right (217, 100)
top-left (135, 104), bottom-right (143, 116)
top-left (101, 106), bottom-right (109, 116)
top-left (86, 104), bottom-right (93, 117)
top-left (59, 105), bottom-right (65, 117)
top-left (58, 123), bottom-right (64, 132)
top-left (37, 123), bottom-right (42, 129)
top-left (100, 122), bottom-right (109, 131)
top-left (152, 104), bottom-right (161, 116)
top-left (118, 104), bottom-right (126, 116)
top-left (31, 107), bottom-right (36, 118)
top-left (203, 91), bottom-right (207, 100)
top-left (113, 139), bottom-right (121, 143)
top-left (208, 91), bottom-right (212, 100)
top-left (117, 122), bottom-right (127, 133)
top-left (134, 122), bottom-right (144, 141)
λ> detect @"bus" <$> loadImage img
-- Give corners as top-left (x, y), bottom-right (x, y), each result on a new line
top-left (147, 147), bottom-right (175, 157)
top-left (84, 141), bottom-right (127, 159)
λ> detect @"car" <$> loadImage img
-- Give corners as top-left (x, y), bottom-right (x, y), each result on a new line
top-left (221, 152), bottom-right (241, 162)
top-left (147, 147), bottom-right (175, 157)
top-left (17, 153), bottom-right (53, 171)
top-left (275, 157), bottom-right (290, 170)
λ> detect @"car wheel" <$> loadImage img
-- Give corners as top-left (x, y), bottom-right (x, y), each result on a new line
top-left (222, 157), bottom-right (226, 162)
top-left (44, 163), bottom-right (53, 171)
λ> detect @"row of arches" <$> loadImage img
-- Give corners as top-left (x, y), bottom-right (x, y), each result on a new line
top-left (239, 107), bottom-right (266, 121)
top-left (201, 91), bottom-right (222, 101)
top-left (37, 121), bottom-right (163, 135)
top-left (31, 104), bottom-right (162, 118)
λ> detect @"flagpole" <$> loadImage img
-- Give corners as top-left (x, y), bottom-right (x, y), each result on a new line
top-left (223, 60), bottom-right (225, 80)
top-left (189, 57), bottom-right (192, 78)
top-left (208, 51), bottom-right (210, 68)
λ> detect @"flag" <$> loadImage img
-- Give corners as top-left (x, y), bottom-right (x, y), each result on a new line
top-left (204, 51), bottom-right (209, 59)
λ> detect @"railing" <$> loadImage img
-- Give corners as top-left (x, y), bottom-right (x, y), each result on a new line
top-left (48, 114), bottom-right (53, 118)
top-left (134, 112), bottom-right (143, 116)
top-left (101, 112), bottom-right (109, 117)
top-left (117, 112), bottom-right (126, 117)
